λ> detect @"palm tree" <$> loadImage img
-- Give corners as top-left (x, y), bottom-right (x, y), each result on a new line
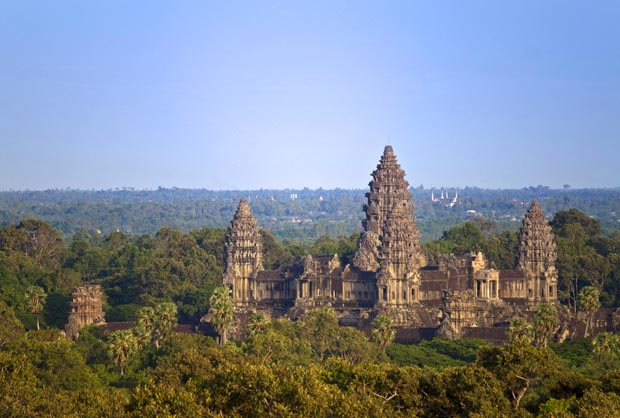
top-left (579, 286), bottom-right (601, 337)
top-left (25, 285), bottom-right (46, 331)
top-left (248, 313), bottom-right (269, 336)
top-left (508, 317), bottom-right (533, 345)
top-left (152, 302), bottom-right (177, 349)
top-left (593, 332), bottom-right (620, 359)
top-left (109, 330), bottom-right (136, 375)
top-left (371, 314), bottom-right (395, 352)
top-left (533, 303), bottom-right (558, 347)
top-left (135, 306), bottom-right (155, 348)
top-left (209, 287), bottom-right (234, 346)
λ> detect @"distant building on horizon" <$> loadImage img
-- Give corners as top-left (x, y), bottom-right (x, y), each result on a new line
top-left (431, 188), bottom-right (458, 207)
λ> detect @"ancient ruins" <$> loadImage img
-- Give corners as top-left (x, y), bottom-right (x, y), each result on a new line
top-left (222, 145), bottom-right (562, 339)
top-left (65, 284), bottom-right (105, 339)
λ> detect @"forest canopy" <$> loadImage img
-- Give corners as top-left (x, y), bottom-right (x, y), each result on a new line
top-left (1, 201), bottom-right (620, 416)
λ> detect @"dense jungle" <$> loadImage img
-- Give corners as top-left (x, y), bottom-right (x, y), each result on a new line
top-left (1, 192), bottom-right (620, 416)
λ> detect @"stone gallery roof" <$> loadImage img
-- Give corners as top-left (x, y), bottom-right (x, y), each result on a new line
top-left (421, 268), bottom-right (469, 288)
top-left (499, 270), bottom-right (526, 280)
top-left (461, 326), bottom-right (509, 344)
top-left (256, 270), bottom-right (285, 281)
top-left (342, 268), bottom-right (376, 282)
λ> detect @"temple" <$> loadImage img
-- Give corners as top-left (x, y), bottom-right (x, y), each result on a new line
top-left (65, 284), bottom-right (106, 340)
top-left (222, 146), bottom-right (559, 338)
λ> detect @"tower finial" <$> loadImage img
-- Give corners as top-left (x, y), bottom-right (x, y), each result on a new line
top-left (353, 145), bottom-right (424, 274)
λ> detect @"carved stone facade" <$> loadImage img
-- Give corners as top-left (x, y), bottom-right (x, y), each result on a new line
top-left (350, 146), bottom-right (426, 313)
top-left (353, 145), bottom-right (426, 274)
top-left (223, 199), bottom-right (263, 306)
top-left (65, 285), bottom-right (105, 340)
top-left (517, 200), bottom-right (558, 302)
top-left (221, 146), bottom-right (560, 336)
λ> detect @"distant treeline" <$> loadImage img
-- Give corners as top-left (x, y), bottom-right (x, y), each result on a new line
top-left (1, 186), bottom-right (619, 242)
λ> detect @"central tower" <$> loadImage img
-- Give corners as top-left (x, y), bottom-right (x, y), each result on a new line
top-left (353, 145), bottom-right (426, 306)
top-left (223, 199), bottom-right (263, 305)
top-left (517, 201), bottom-right (558, 302)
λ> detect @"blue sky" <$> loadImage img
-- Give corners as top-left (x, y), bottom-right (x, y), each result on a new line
top-left (1, 1), bottom-right (619, 190)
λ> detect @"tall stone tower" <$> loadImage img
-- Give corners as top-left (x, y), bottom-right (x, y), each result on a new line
top-left (517, 201), bottom-right (558, 302)
top-left (353, 145), bottom-right (426, 306)
top-left (223, 199), bottom-right (263, 305)
top-left (65, 285), bottom-right (105, 340)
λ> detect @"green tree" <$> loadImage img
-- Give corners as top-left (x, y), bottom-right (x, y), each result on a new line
top-left (300, 307), bottom-right (339, 361)
top-left (25, 285), bottom-right (46, 330)
top-left (135, 306), bottom-right (156, 348)
top-left (537, 397), bottom-right (575, 418)
top-left (533, 303), bottom-right (558, 348)
top-left (442, 221), bottom-right (485, 254)
top-left (0, 301), bottom-right (24, 349)
top-left (371, 314), bottom-right (395, 352)
top-left (555, 223), bottom-right (589, 311)
top-left (208, 287), bottom-right (234, 346)
top-left (247, 313), bottom-right (269, 336)
top-left (552, 208), bottom-right (602, 239)
top-left (593, 332), bottom-right (620, 360)
top-left (244, 318), bottom-right (313, 365)
top-left (260, 230), bottom-right (294, 269)
top-left (427, 365), bottom-right (513, 417)
top-left (14, 219), bottom-right (65, 270)
top-left (576, 388), bottom-right (620, 417)
top-left (482, 230), bottom-right (519, 270)
top-left (477, 342), bottom-right (559, 410)
top-left (25, 338), bottom-right (101, 391)
top-left (299, 308), bottom-right (383, 363)
top-left (426, 221), bottom-right (486, 257)
top-left (151, 302), bottom-right (177, 349)
top-left (134, 303), bottom-right (177, 349)
top-left (109, 329), bottom-right (136, 375)
top-left (551, 209), bottom-right (605, 312)
top-left (0, 352), bottom-right (38, 417)
top-left (508, 317), bottom-right (533, 345)
top-left (579, 286), bottom-right (601, 337)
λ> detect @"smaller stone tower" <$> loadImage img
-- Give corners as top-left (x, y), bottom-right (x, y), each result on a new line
top-left (517, 201), bottom-right (558, 302)
top-left (223, 199), bottom-right (263, 305)
top-left (65, 285), bottom-right (105, 340)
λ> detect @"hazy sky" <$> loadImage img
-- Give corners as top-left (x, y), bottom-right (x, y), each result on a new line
top-left (1, 1), bottom-right (619, 190)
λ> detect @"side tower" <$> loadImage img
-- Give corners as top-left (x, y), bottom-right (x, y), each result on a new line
top-left (223, 199), bottom-right (263, 305)
top-left (353, 145), bottom-right (426, 307)
top-left (65, 285), bottom-right (105, 340)
top-left (517, 201), bottom-right (558, 302)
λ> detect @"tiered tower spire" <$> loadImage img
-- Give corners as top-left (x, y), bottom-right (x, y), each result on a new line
top-left (223, 199), bottom-right (263, 304)
top-left (353, 145), bottom-right (426, 306)
top-left (517, 201), bottom-right (558, 301)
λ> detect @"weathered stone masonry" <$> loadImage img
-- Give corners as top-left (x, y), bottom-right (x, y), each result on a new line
top-left (222, 146), bottom-right (562, 339)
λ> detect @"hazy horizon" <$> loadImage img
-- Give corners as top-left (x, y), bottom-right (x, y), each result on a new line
top-left (2, 2), bottom-right (619, 190)
top-left (2, 184), bottom-right (620, 193)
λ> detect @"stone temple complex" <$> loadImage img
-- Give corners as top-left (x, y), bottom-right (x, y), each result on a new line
top-left (222, 146), bottom-right (560, 339)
